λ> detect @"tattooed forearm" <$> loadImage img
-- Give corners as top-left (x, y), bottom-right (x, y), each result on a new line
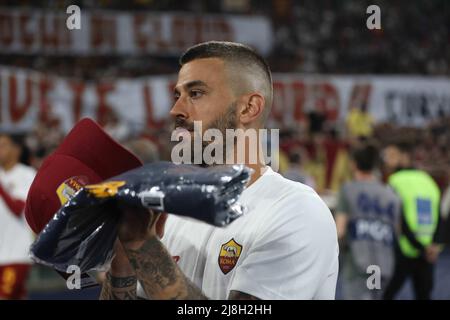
top-left (99, 272), bottom-right (137, 300)
top-left (124, 236), bottom-right (206, 300)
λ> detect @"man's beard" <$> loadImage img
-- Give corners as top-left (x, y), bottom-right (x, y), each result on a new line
top-left (172, 101), bottom-right (238, 166)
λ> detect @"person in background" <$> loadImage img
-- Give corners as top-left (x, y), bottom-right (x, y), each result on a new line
top-left (282, 147), bottom-right (316, 189)
top-left (0, 133), bottom-right (36, 299)
top-left (382, 142), bottom-right (444, 300)
top-left (346, 104), bottom-right (374, 140)
top-left (124, 138), bottom-right (160, 164)
top-left (103, 111), bottom-right (131, 142)
top-left (335, 143), bottom-right (401, 299)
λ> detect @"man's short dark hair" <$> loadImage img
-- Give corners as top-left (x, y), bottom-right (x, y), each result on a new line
top-left (180, 41), bottom-right (273, 123)
top-left (392, 141), bottom-right (413, 155)
top-left (0, 132), bottom-right (24, 148)
top-left (0, 132), bottom-right (29, 164)
top-left (351, 143), bottom-right (379, 172)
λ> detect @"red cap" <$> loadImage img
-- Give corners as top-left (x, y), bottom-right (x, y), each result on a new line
top-left (25, 118), bottom-right (142, 233)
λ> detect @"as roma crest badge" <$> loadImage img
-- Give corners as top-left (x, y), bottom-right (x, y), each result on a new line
top-left (218, 238), bottom-right (242, 275)
top-left (56, 176), bottom-right (89, 205)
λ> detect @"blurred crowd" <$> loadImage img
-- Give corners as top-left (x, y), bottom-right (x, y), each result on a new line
top-left (15, 108), bottom-right (450, 207)
top-left (4, 107), bottom-right (450, 299)
top-left (5, 0), bottom-right (447, 180)
top-left (0, 0), bottom-right (449, 78)
top-left (279, 113), bottom-right (450, 194)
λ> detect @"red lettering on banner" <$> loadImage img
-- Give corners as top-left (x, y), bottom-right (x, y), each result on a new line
top-left (0, 13), bottom-right (13, 46)
top-left (349, 84), bottom-right (372, 109)
top-left (172, 17), bottom-right (206, 48)
top-left (9, 74), bottom-right (33, 123)
top-left (143, 85), bottom-right (164, 129)
top-left (311, 83), bottom-right (339, 121)
top-left (19, 13), bottom-right (34, 49)
top-left (172, 16), bottom-right (232, 50)
top-left (133, 15), bottom-right (166, 52)
top-left (203, 18), bottom-right (231, 42)
top-left (38, 77), bottom-right (54, 122)
top-left (96, 83), bottom-right (115, 126)
top-left (69, 82), bottom-right (85, 122)
top-left (134, 14), bottom-right (148, 50)
top-left (135, 15), bottom-right (232, 53)
top-left (292, 81), bottom-right (306, 122)
top-left (271, 81), bottom-right (286, 125)
top-left (91, 16), bottom-right (117, 51)
top-left (40, 15), bottom-right (70, 50)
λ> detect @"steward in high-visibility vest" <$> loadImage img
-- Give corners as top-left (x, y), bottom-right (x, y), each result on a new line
top-left (388, 169), bottom-right (440, 258)
top-left (383, 142), bottom-right (444, 300)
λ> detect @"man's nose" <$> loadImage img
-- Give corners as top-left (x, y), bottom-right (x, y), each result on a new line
top-left (169, 96), bottom-right (189, 119)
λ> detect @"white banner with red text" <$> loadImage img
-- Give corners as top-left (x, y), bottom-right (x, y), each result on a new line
top-left (0, 8), bottom-right (273, 56)
top-left (0, 66), bottom-right (449, 132)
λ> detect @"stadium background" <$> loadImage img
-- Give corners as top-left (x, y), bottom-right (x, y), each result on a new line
top-left (0, 0), bottom-right (449, 299)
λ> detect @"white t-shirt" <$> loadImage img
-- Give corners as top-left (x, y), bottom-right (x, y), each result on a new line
top-left (0, 163), bottom-right (36, 265)
top-left (138, 167), bottom-right (339, 299)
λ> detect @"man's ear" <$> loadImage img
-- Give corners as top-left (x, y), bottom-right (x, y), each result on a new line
top-left (239, 93), bottom-right (265, 125)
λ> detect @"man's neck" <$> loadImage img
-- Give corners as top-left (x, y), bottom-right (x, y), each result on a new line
top-left (1, 160), bottom-right (17, 172)
top-left (354, 170), bottom-right (375, 182)
top-left (228, 137), bottom-right (266, 187)
top-left (243, 139), bottom-right (267, 187)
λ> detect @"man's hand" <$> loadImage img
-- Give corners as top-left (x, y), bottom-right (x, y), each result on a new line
top-left (425, 243), bottom-right (442, 264)
top-left (113, 206), bottom-right (205, 299)
top-left (100, 205), bottom-right (169, 300)
top-left (107, 208), bottom-right (261, 300)
top-left (117, 205), bottom-right (168, 250)
top-left (110, 240), bottom-right (135, 276)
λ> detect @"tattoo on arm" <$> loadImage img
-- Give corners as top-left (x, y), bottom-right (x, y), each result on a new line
top-left (99, 273), bottom-right (137, 300)
top-left (228, 290), bottom-right (261, 300)
top-left (125, 236), bottom-right (207, 300)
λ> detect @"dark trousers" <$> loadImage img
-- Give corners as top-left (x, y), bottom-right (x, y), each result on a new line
top-left (383, 251), bottom-right (434, 300)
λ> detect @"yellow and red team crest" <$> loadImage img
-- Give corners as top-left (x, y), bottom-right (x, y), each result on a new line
top-left (218, 238), bottom-right (242, 275)
top-left (56, 176), bottom-right (89, 205)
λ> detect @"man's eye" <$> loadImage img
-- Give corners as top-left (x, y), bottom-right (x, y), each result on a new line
top-left (190, 90), bottom-right (204, 99)
top-left (174, 93), bottom-right (180, 101)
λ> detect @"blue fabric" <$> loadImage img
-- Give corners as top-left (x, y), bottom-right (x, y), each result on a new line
top-left (30, 162), bottom-right (252, 274)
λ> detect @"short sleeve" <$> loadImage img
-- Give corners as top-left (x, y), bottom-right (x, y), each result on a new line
top-left (229, 192), bottom-right (339, 300)
top-left (335, 185), bottom-right (350, 214)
